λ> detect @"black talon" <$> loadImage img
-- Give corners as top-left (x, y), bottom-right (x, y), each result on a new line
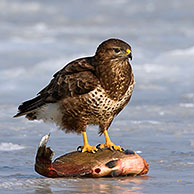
top-left (96, 144), bottom-right (102, 150)
top-left (77, 146), bottom-right (82, 152)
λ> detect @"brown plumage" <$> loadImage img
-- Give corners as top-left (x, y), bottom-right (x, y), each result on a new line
top-left (14, 38), bottom-right (135, 153)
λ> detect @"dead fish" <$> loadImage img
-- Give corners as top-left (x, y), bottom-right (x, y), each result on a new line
top-left (35, 134), bottom-right (149, 178)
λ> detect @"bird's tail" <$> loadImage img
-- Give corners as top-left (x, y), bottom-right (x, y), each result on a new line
top-left (13, 96), bottom-right (45, 118)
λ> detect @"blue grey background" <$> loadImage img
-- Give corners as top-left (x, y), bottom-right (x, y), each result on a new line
top-left (0, 0), bottom-right (194, 193)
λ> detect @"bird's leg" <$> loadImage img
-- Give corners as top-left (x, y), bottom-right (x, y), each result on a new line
top-left (98, 130), bottom-right (123, 151)
top-left (80, 131), bottom-right (98, 153)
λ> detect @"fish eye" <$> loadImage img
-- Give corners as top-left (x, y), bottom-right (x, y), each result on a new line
top-left (113, 48), bottom-right (120, 53)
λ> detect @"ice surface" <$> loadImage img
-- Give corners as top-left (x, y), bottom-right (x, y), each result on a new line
top-left (0, 0), bottom-right (194, 193)
top-left (0, 142), bottom-right (25, 151)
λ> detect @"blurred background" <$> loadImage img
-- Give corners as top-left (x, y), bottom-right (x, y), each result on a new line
top-left (0, 0), bottom-right (194, 193)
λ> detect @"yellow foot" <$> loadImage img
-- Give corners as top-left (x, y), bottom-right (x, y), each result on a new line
top-left (77, 145), bottom-right (98, 153)
top-left (98, 142), bottom-right (124, 151)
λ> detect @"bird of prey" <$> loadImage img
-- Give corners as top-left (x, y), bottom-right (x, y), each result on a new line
top-left (14, 38), bottom-right (135, 153)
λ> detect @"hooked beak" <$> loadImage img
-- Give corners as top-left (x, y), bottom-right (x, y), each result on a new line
top-left (119, 49), bottom-right (132, 60)
top-left (126, 49), bottom-right (132, 60)
top-left (127, 52), bottom-right (132, 60)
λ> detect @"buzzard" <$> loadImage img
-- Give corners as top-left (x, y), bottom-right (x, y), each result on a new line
top-left (14, 38), bottom-right (134, 153)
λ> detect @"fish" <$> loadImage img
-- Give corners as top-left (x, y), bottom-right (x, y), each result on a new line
top-left (35, 134), bottom-right (149, 178)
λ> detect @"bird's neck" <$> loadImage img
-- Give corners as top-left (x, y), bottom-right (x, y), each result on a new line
top-left (95, 58), bottom-right (133, 100)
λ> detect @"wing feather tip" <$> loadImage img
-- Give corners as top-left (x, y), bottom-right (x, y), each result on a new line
top-left (13, 112), bottom-right (24, 118)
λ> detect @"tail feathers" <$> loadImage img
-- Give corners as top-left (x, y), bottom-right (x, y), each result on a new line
top-left (14, 96), bottom-right (46, 117)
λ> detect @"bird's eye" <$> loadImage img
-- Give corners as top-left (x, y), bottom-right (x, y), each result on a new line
top-left (113, 48), bottom-right (120, 53)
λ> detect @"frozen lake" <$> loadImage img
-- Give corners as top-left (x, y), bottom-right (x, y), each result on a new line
top-left (0, 0), bottom-right (194, 193)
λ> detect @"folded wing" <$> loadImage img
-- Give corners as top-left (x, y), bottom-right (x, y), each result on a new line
top-left (14, 57), bottom-right (99, 117)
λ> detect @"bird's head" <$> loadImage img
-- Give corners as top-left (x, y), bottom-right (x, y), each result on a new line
top-left (95, 38), bottom-right (132, 61)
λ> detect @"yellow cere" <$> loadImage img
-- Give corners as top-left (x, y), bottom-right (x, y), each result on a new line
top-left (126, 49), bottom-right (131, 54)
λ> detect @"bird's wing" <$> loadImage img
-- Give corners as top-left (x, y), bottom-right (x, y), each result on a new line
top-left (13, 57), bottom-right (99, 117)
top-left (38, 57), bottom-right (99, 102)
